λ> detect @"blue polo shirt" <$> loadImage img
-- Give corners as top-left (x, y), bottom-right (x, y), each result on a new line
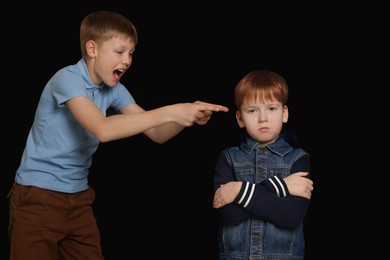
top-left (15, 59), bottom-right (135, 193)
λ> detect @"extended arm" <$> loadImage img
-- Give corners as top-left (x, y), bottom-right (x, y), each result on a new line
top-left (67, 97), bottom-right (228, 143)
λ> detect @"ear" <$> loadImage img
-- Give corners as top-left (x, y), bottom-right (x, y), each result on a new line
top-left (283, 105), bottom-right (289, 123)
top-left (86, 40), bottom-right (97, 57)
top-left (236, 110), bottom-right (245, 128)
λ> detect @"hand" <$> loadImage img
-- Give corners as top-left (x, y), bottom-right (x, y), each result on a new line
top-left (284, 172), bottom-right (313, 199)
top-left (193, 101), bottom-right (229, 126)
top-left (213, 181), bottom-right (242, 208)
top-left (172, 101), bottom-right (229, 127)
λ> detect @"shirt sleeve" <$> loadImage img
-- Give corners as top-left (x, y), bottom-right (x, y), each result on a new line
top-left (214, 151), bottom-right (311, 228)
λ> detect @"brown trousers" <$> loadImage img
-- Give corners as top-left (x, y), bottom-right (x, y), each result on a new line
top-left (8, 183), bottom-right (104, 260)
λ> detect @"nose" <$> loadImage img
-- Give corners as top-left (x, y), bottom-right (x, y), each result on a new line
top-left (123, 55), bottom-right (133, 68)
top-left (123, 60), bottom-right (130, 68)
top-left (258, 110), bottom-right (267, 122)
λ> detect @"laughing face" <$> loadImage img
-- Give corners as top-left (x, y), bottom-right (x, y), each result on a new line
top-left (86, 35), bottom-right (136, 87)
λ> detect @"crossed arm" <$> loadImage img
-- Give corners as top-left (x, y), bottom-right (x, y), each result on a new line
top-left (212, 152), bottom-right (313, 228)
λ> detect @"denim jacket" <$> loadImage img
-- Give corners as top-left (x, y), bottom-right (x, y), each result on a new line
top-left (214, 133), bottom-right (310, 260)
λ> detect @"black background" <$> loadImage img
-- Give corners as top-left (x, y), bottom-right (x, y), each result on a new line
top-left (2, 2), bottom-right (388, 259)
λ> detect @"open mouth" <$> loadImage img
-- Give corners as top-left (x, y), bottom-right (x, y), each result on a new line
top-left (113, 69), bottom-right (124, 80)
